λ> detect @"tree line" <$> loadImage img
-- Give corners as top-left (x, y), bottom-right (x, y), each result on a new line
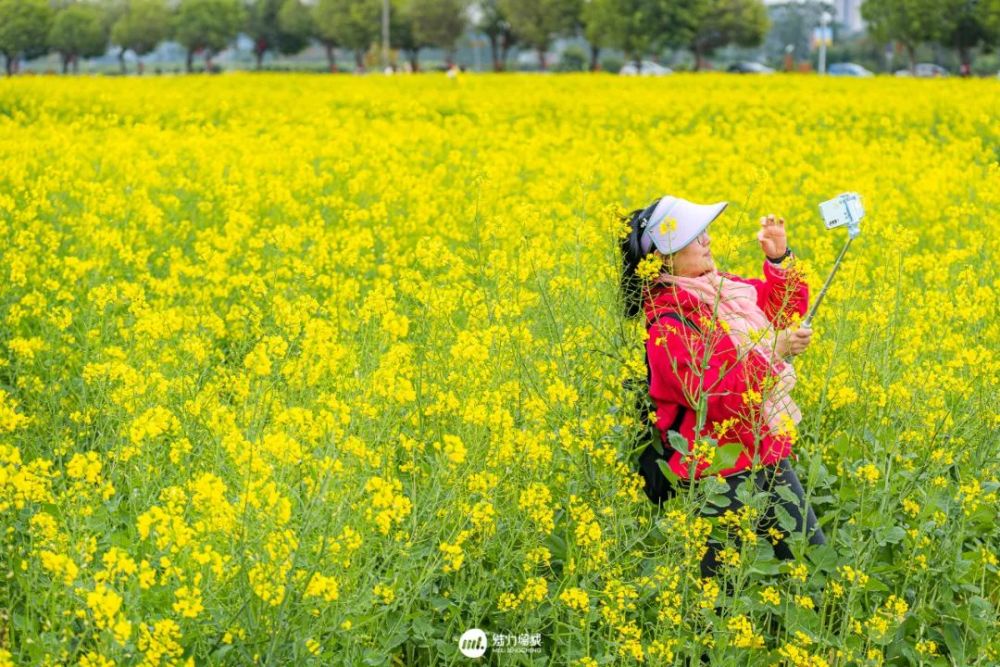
top-left (0, 0), bottom-right (996, 78)
top-left (861, 0), bottom-right (1000, 72)
top-left (0, 0), bottom-right (770, 76)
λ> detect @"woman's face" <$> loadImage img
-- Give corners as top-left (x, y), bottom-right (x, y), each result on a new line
top-left (656, 230), bottom-right (714, 277)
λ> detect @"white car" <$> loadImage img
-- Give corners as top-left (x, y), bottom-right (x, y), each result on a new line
top-left (828, 62), bottom-right (874, 77)
top-left (894, 63), bottom-right (949, 77)
top-left (619, 60), bottom-right (673, 76)
top-left (727, 61), bottom-right (775, 74)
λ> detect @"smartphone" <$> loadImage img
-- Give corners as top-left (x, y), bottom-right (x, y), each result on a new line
top-left (819, 192), bottom-right (864, 232)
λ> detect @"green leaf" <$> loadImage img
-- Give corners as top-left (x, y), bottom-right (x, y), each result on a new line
top-left (384, 628), bottom-right (409, 651)
top-left (807, 454), bottom-right (822, 487)
top-left (650, 430), bottom-right (664, 456)
top-left (39, 501), bottom-right (62, 520)
top-left (655, 458), bottom-right (681, 486)
top-left (714, 442), bottom-right (743, 470)
top-left (702, 475), bottom-right (730, 495)
top-left (668, 430), bottom-right (689, 456)
top-left (428, 596), bottom-right (451, 612)
top-left (953, 557), bottom-right (975, 583)
top-left (704, 443), bottom-right (744, 475)
top-left (773, 505), bottom-right (798, 532)
top-left (958, 596), bottom-right (991, 634)
top-left (831, 432), bottom-right (850, 455)
top-left (733, 476), bottom-right (759, 504)
top-left (774, 483), bottom-right (802, 507)
top-left (707, 491), bottom-right (734, 509)
top-left (748, 542), bottom-right (782, 574)
top-left (782, 606), bottom-right (821, 635)
top-left (211, 645), bottom-right (234, 660)
top-left (805, 544), bottom-right (839, 572)
top-left (862, 575), bottom-right (889, 593)
top-left (544, 533), bottom-right (568, 562)
top-left (888, 639), bottom-right (919, 664)
top-left (363, 647), bottom-right (389, 666)
top-left (876, 525), bottom-right (906, 545)
top-left (941, 623), bottom-right (965, 664)
top-left (748, 560), bottom-right (782, 575)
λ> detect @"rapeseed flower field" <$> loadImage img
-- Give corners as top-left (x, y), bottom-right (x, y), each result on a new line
top-left (0, 73), bottom-right (998, 665)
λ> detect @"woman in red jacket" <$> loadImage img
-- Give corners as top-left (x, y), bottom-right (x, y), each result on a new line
top-left (620, 194), bottom-right (827, 578)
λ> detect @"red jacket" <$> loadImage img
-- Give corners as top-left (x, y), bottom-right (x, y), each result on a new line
top-left (642, 260), bottom-right (809, 480)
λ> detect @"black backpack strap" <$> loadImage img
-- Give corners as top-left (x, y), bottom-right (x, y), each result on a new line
top-left (644, 310), bottom-right (702, 390)
top-left (647, 310), bottom-right (702, 335)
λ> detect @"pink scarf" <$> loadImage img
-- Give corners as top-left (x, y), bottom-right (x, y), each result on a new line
top-left (655, 270), bottom-right (802, 435)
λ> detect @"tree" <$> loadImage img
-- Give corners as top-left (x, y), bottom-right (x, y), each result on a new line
top-left (762, 1), bottom-right (827, 67)
top-left (581, 0), bottom-right (616, 71)
top-left (688, 0), bottom-right (769, 70)
top-left (475, 0), bottom-right (517, 71)
top-left (276, 0), bottom-right (314, 59)
top-left (984, 0), bottom-right (1000, 37)
top-left (97, 0), bottom-right (128, 69)
top-left (583, 0), bottom-right (690, 72)
top-left (246, 0), bottom-right (310, 69)
top-left (938, 0), bottom-right (998, 72)
top-left (314, 0), bottom-right (381, 72)
top-left (111, 0), bottom-right (170, 74)
top-left (174, 0), bottom-right (245, 72)
top-left (407, 0), bottom-right (469, 67)
top-left (0, 0), bottom-right (54, 75)
top-left (390, 0), bottom-right (431, 71)
top-left (498, 0), bottom-right (581, 70)
top-left (309, 0), bottom-right (339, 70)
top-left (861, 0), bottom-right (944, 72)
top-left (247, 0), bottom-right (282, 68)
top-left (98, 0), bottom-right (129, 31)
top-left (49, 2), bottom-right (110, 74)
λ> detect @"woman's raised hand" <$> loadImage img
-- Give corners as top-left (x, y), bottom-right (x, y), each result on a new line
top-left (757, 213), bottom-right (788, 259)
top-left (776, 326), bottom-right (813, 359)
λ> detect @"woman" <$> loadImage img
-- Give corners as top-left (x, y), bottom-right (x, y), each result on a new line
top-left (620, 194), bottom-right (827, 579)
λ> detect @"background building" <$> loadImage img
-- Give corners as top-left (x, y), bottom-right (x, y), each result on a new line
top-left (833, 0), bottom-right (865, 35)
top-left (763, 0), bottom-right (865, 36)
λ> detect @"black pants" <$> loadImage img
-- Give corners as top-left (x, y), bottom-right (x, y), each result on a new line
top-left (684, 457), bottom-right (826, 578)
top-left (640, 451), bottom-right (826, 579)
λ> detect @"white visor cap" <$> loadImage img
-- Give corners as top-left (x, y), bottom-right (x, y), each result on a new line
top-left (639, 196), bottom-right (728, 255)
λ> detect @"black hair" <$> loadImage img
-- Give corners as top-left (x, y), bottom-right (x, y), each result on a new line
top-left (619, 198), bottom-right (665, 318)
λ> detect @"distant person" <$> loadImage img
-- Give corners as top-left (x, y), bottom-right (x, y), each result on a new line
top-left (620, 195), bottom-right (827, 579)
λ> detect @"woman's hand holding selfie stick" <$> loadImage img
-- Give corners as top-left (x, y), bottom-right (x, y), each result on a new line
top-left (757, 213), bottom-right (814, 360)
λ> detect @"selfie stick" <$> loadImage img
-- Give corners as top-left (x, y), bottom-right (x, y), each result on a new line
top-left (800, 193), bottom-right (864, 330)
